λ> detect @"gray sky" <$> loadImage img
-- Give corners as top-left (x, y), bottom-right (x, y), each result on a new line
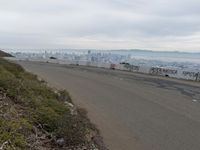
top-left (0, 0), bottom-right (200, 52)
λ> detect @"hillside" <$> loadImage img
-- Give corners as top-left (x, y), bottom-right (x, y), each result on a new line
top-left (0, 50), bottom-right (13, 57)
top-left (0, 58), bottom-right (106, 150)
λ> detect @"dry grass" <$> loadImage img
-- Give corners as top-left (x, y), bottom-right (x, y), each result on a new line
top-left (0, 58), bottom-right (103, 150)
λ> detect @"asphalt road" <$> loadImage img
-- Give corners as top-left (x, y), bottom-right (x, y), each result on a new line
top-left (18, 61), bottom-right (200, 150)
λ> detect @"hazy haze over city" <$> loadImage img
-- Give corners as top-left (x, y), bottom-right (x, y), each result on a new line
top-left (0, 0), bottom-right (200, 52)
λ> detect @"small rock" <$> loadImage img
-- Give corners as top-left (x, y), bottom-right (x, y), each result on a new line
top-left (56, 138), bottom-right (65, 147)
top-left (64, 101), bottom-right (74, 108)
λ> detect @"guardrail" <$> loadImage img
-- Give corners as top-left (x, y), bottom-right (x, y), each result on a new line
top-left (5, 57), bottom-right (200, 82)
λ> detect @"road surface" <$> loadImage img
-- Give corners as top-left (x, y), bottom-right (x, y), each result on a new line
top-left (18, 61), bottom-right (200, 150)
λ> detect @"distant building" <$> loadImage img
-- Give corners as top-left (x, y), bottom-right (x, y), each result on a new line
top-left (88, 50), bottom-right (91, 54)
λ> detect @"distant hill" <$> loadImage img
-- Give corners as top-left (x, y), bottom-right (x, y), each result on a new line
top-left (0, 50), bottom-right (13, 57)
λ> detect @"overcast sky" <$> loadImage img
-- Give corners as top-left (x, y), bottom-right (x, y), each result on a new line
top-left (0, 0), bottom-right (200, 52)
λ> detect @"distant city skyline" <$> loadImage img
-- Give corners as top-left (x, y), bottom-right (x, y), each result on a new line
top-left (0, 0), bottom-right (200, 52)
top-left (4, 49), bottom-right (200, 54)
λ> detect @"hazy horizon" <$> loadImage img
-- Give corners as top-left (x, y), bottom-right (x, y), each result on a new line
top-left (4, 48), bottom-right (200, 54)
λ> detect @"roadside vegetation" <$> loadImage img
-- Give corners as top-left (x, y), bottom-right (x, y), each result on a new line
top-left (0, 56), bottom-right (106, 150)
top-left (0, 50), bottom-right (13, 57)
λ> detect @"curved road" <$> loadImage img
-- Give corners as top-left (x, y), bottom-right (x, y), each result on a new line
top-left (18, 61), bottom-right (200, 150)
